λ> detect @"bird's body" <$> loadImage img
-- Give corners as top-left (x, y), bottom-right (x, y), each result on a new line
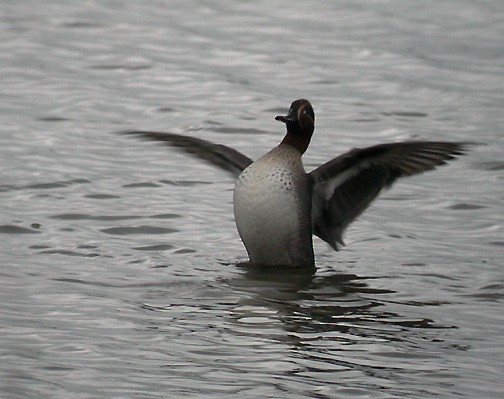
top-left (122, 99), bottom-right (469, 268)
top-left (233, 144), bottom-right (314, 267)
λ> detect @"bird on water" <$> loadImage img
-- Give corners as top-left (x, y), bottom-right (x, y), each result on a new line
top-left (123, 99), bottom-right (469, 268)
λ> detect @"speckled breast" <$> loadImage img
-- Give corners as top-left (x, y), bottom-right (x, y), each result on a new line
top-left (232, 145), bottom-right (314, 267)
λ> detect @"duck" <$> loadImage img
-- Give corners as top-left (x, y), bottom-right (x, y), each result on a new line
top-left (122, 99), bottom-right (469, 267)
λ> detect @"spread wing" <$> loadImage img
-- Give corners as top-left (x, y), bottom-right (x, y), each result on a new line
top-left (120, 130), bottom-right (253, 178)
top-left (309, 141), bottom-right (470, 250)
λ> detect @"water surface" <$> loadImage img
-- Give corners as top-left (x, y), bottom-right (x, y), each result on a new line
top-left (1, 1), bottom-right (503, 398)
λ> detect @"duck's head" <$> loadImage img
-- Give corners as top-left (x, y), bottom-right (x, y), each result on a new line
top-left (275, 99), bottom-right (315, 154)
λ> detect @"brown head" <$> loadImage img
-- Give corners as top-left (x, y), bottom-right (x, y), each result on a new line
top-left (275, 99), bottom-right (315, 155)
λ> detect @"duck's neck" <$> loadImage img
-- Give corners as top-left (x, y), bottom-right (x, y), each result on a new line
top-left (280, 125), bottom-right (313, 155)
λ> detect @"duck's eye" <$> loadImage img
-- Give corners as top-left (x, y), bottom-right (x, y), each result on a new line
top-left (301, 106), bottom-right (314, 120)
top-left (300, 106), bottom-right (310, 116)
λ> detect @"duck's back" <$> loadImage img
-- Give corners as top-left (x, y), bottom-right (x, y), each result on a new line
top-left (233, 145), bottom-right (314, 267)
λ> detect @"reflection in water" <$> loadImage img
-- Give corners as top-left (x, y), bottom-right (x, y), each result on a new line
top-left (221, 263), bottom-right (464, 392)
top-left (227, 264), bottom-right (450, 343)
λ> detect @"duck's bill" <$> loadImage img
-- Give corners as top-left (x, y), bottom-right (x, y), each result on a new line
top-left (275, 115), bottom-right (295, 124)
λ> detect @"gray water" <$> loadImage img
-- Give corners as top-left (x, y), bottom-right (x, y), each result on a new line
top-left (1, 1), bottom-right (503, 398)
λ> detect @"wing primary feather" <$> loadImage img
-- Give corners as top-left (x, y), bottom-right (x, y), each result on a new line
top-left (118, 130), bottom-right (253, 177)
top-left (310, 140), bottom-right (472, 250)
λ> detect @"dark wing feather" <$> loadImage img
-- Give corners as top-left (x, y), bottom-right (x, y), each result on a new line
top-left (119, 130), bottom-right (253, 178)
top-left (309, 141), bottom-right (470, 250)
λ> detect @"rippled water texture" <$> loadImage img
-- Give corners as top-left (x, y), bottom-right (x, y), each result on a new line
top-left (1, 1), bottom-right (503, 398)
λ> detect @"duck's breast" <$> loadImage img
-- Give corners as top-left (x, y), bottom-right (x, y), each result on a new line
top-left (233, 146), bottom-right (314, 267)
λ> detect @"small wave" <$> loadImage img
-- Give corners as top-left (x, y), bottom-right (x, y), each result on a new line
top-left (0, 225), bottom-right (40, 234)
top-left (100, 225), bottom-right (179, 235)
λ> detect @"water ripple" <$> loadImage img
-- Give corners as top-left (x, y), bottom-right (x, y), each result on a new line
top-left (100, 225), bottom-right (179, 235)
top-left (0, 224), bottom-right (40, 234)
